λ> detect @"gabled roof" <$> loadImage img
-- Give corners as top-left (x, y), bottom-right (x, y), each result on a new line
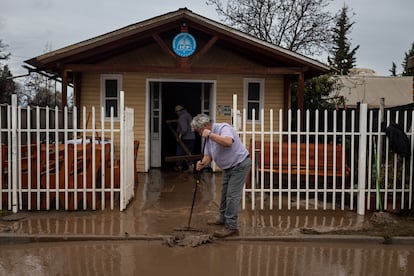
top-left (25, 8), bottom-right (331, 77)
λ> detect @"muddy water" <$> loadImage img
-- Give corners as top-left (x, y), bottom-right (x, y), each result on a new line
top-left (2, 169), bottom-right (413, 275)
top-left (2, 170), bottom-right (367, 238)
top-left (0, 240), bottom-right (413, 275)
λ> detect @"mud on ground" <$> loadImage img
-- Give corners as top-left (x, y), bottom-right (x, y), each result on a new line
top-left (2, 209), bottom-right (414, 241)
top-left (300, 210), bottom-right (414, 238)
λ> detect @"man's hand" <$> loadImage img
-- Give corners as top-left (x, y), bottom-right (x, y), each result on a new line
top-left (196, 160), bottom-right (205, 171)
top-left (201, 129), bottom-right (211, 138)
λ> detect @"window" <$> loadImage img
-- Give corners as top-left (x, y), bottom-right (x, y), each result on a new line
top-left (101, 74), bottom-right (122, 118)
top-left (244, 78), bottom-right (264, 121)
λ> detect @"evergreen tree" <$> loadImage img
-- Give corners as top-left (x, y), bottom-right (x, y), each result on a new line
top-left (389, 62), bottom-right (397, 76)
top-left (328, 5), bottom-right (359, 75)
top-left (402, 42), bottom-right (414, 76)
top-left (207, 0), bottom-right (339, 111)
top-left (0, 65), bottom-right (15, 104)
top-left (0, 40), bottom-right (14, 104)
top-left (291, 73), bottom-right (342, 110)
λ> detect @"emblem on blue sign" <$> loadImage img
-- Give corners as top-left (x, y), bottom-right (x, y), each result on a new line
top-left (172, 33), bottom-right (197, 57)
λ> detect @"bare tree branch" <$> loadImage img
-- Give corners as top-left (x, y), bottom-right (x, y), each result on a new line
top-left (206, 0), bottom-right (335, 55)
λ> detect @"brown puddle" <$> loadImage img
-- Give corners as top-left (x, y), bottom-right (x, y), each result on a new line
top-left (1, 169), bottom-right (414, 275)
top-left (1, 169), bottom-right (369, 237)
top-left (0, 240), bottom-right (414, 275)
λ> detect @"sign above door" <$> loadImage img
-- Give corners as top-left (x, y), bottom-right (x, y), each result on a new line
top-left (172, 32), bottom-right (197, 57)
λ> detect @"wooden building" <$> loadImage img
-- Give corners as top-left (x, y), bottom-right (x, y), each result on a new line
top-left (24, 8), bottom-right (331, 172)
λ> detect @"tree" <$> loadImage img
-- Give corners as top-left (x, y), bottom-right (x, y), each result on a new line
top-left (0, 40), bottom-right (11, 61)
top-left (206, 0), bottom-right (335, 55)
top-left (21, 72), bottom-right (62, 107)
top-left (328, 5), bottom-right (359, 75)
top-left (206, 1), bottom-right (342, 110)
top-left (0, 65), bottom-right (15, 104)
top-left (402, 42), bottom-right (414, 76)
top-left (291, 73), bottom-right (342, 110)
top-left (389, 62), bottom-right (397, 76)
top-left (0, 39), bottom-right (14, 104)
top-left (17, 42), bottom-right (65, 108)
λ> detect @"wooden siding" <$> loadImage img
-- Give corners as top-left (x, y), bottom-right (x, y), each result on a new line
top-left (101, 43), bottom-right (175, 67)
top-left (263, 77), bottom-right (284, 129)
top-left (101, 39), bottom-right (262, 70)
top-left (81, 73), bottom-right (146, 172)
top-left (79, 35), bottom-right (286, 172)
top-left (196, 45), bottom-right (260, 68)
top-left (214, 75), bottom-right (284, 125)
top-left (124, 73), bottom-right (146, 172)
top-left (81, 72), bottom-right (284, 172)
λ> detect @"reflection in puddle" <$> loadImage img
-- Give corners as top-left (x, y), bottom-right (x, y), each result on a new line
top-left (239, 212), bottom-right (364, 236)
top-left (1, 170), bottom-right (413, 275)
top-left (3, 170), bottom-right (365, 237)
top-left (0, 241), bottom-right (413, 276)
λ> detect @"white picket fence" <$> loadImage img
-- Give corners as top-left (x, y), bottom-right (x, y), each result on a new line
top-left (0, 92), bottom-right (135, 212)
top-left (232, 96), bottom-right (414, 215)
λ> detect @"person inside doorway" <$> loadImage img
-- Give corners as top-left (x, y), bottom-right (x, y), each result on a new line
top-left (174, 105), bottom-right (195, 172)
top-left (191, 114), bottom-right (251, 238)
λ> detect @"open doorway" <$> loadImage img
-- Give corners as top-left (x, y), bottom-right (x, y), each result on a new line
top-left (149, 80), bottom-right (214, 170)
top-left (162, 82), bottom-right (202, 170)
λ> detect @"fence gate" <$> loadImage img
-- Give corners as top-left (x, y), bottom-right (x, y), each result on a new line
top-left (120, 105), bottom-right (135, 211)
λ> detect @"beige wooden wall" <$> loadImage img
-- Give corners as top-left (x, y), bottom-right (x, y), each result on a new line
top-left (214, 75), bottom-right (284, 127)
top-left (81, 73), bottom-right (146, 172)
top-left (81, 72), bottom-right (284, 172)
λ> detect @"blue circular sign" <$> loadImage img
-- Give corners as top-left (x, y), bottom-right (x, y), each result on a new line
top-left (172, 33), bottom-right (197, 57)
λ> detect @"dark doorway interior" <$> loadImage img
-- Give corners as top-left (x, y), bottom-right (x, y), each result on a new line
top-left (162, 82), bottom-right (202, 170)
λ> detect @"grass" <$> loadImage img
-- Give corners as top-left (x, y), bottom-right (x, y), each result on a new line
top-left (0, 210), bottom-right (12, 217)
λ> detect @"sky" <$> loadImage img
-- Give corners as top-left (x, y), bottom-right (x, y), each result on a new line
top-left (1, 0), bottom-right (413, 78)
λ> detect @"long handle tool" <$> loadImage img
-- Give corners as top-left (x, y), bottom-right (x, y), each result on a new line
top-left (186, 137), bottom-right (207, 230)
top-left (186, 169), bottom-right (201, 229)
top-left (174, 138), bottom-right (207, 232)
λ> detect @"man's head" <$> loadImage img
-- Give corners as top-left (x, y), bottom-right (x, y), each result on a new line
top-left (191, 114), bottom-right (212, 133)
top-left (175, 105), bottom-right (184, 113)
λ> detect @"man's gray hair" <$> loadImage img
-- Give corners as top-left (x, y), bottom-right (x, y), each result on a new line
top-left (191, 114), bottom-right (211, 130)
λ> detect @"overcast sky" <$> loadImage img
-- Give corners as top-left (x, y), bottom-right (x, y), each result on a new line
top-left (1, 0), bottom-right (413, 78)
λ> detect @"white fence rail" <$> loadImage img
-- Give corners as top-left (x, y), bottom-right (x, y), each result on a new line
top-left (0, 92), bottom-right (135, 212)
top-left (233, 95), bottom-right (414, 215)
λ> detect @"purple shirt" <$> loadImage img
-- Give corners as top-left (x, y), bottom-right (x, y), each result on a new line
top-left (204, 123), bottom-right (249, 169)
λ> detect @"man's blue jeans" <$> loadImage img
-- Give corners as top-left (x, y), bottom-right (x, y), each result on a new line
top-left (219, 157), bottom-right (251, 230)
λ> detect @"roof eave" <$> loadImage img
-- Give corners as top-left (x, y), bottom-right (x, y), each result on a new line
top-left (25, 8), bottom-right (331, 76)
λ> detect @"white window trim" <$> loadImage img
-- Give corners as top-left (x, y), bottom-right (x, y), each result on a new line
top-left (243, 78), bottom-right (264, 122)
top-left (100, 74), bottom-right (122, 120)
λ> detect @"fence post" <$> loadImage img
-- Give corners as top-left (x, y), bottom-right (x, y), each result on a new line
top-left (11, 94), bottom-right (18, 213)
top-left (357, 103), bottom-right (368, 215)
top-left (232, 94), bottom-right (237, 129)
top-left (119, 91), bottom-right (125, 211)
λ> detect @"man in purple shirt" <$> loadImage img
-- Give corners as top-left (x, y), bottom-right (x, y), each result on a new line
top-left (191, 114), bottom-right (251, 238)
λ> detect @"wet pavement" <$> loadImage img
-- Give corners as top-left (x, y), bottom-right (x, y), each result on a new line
top-left (1, 170), bottom-right (414, 275)
top-left (1, 240), bottom-right (414, 275)
top-left (0, 169), bottom-right (413, 243)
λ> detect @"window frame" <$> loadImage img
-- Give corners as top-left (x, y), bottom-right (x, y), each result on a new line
top-left (243, 78), bottom-right (264, 122)
top-left (100, 74), bottom-right (122, 120)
